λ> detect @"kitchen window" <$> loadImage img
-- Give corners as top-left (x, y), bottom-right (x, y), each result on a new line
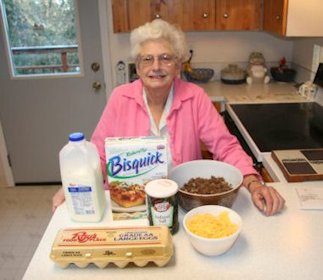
top-left (0, 0), bottom-right (83, 78)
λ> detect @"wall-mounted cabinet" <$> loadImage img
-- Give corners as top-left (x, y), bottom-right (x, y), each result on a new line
top-left (112, 0), bottom-right (261, 33)
top-left (263, 0), bottom-right (323, 37)
top-left (216, 0), bottom-right (261, 31)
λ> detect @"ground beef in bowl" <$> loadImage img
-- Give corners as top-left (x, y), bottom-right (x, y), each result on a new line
top-left (181, 176), bottom-right (232, 194)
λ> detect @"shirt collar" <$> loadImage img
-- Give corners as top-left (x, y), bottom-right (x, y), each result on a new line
top-left (143, 84), bottom-right (174, 135)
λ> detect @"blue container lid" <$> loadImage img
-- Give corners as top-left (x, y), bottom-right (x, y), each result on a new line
top-left (69, 132), bottom-right (85, 142)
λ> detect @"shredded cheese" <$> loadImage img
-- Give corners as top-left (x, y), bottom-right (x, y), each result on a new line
top-left (186, 211), bottom-right (238, 239)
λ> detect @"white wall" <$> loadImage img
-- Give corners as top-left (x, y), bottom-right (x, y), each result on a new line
top-left (292, 37), bottom-right (323, 82)
top-left (107, 29), bottom-right (294, 85)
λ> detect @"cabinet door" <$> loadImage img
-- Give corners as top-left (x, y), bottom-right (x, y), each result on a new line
top-left (112, 0), bottom-right (262, 33)
top-left (112, 0), bottom-right (186, 32)
top-left (263, 0), bottom-right (288, 36)
top-left (128, 0), bottom-right (216, 32)
top-left (181, 0), bottom-right (216, 31)
top-left (112, 0), bottom-right (131, 32)
top-left (111, 0), bottom-right (217, 32)
top-left (264, 0), bottom-right (323, 36)
top-left (128, 0), bottom-right (154, 29)
top-left (217, 0), bottom-right (261, 30)
top-left (112, 0), bottom-right (153, 32)
top-left (153, 0), bottom-right (184, 25)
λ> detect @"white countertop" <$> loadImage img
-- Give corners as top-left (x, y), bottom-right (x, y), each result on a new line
top-left (23, 184), bottom-right (323, 280)
top-left (199, 81), bottom-right (307, 104)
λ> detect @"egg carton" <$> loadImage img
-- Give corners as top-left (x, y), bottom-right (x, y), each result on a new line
top-left (50, 225), bottom-right (173, 268)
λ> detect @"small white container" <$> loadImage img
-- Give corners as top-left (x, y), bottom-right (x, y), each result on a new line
top-left (145, 179), bottom-right (179, 234)
top-left (59, 132), bottom-right (106, 222)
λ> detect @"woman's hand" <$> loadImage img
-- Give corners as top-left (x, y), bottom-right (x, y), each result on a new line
top-left (250, 184), bottom-right (285, 216)
top-left (52, 188), bottom-right (65, 212)
top-left (243, 175), bottom-right (285, 216)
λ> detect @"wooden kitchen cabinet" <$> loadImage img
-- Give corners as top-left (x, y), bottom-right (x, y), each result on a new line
top-left (112, 0), bottom-right (261, 33)
top-left (263, 0), bottom-right (323, 36)
top-left (181, 0), bottom-right (216, 31)
top-left (263, 0), bottom-right (287, 36)
top-left (217, 0), bottom-right (261, 31)
top-left (112, 0), bottom-right (150, 32)
top-left (112, 0), bottom-right (216, 32)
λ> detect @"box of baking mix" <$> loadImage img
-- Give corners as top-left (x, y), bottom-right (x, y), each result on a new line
top-left (105, 137), bottom-right (168, 216)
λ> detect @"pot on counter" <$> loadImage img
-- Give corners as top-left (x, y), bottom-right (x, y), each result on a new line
top-left (221, 64), bottom-right (246, 84)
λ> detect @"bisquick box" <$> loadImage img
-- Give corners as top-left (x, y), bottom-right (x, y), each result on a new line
top-left (49, 226), bottom-right (173, 268)
top-left (105, 137), bottom-right (168, 210)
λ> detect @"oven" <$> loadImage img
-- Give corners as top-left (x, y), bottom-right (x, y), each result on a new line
top-left (225, 102), bottom-right (323, 162)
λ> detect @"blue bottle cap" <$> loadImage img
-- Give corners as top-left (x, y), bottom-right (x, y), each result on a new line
top-left (69, 132), bottom-right (85, 142)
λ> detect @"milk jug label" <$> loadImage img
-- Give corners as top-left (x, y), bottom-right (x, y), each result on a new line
top-left (68, 184), bottom-right (95, 215)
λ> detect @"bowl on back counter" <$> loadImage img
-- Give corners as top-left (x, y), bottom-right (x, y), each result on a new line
top-left (183, 68), bottom-right (214, 83)
top-left (270, 67), bottom-right (296, 82)
top-left (169, 160), bottom-right (243, 211)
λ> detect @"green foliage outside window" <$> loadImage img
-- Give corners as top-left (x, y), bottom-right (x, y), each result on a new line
top-left (2, 0), bottom-right (80, 75)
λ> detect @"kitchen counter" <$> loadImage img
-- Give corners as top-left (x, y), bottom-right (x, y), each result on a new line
top-left (23, 184), bottom-right (323, 280)
top-left (199, 81), bottom-right (307, 104)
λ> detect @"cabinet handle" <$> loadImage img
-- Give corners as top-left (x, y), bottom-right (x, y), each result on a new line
top-left (155, 14), bottom-right (161, 19)
top-left (202, 12), bottom-right (208, 19)
top-left (275, 15), bottom-right (281, 20)
top-left (223, 12), bottom-right (229, 19)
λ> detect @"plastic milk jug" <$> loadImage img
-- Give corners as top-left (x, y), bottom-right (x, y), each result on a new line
top-left (59, 132), bottom-right (106, 222)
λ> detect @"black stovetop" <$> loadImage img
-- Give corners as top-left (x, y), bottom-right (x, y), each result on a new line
top-left (230, 102), bottom-right (323, 152)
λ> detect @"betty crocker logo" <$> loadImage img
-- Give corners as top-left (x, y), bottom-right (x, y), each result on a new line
top-left (63, 231), bottom-right (106, 243)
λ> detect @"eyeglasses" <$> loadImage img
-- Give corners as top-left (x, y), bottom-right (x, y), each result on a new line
top-left (137, 53), bottom-right (177, 67)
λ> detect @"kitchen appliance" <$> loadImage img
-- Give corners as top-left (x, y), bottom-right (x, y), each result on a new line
top-left (226, 102), bottom-right (323, 162)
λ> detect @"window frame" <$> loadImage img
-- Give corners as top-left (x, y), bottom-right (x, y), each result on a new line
top-left (0, 0), bottom-right (84, 80)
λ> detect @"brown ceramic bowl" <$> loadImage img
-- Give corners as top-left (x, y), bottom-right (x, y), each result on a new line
top-left (169, 160), bottom-right (243, 212)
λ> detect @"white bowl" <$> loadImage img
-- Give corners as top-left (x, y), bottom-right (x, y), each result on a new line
top-left (183, 205), bottom-right (242, 256)
top-left (169, 160), bottom-right (243, 211)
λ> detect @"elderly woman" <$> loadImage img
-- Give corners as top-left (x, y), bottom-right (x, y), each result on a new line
top-left (53, 19), bottom-right (285, 216)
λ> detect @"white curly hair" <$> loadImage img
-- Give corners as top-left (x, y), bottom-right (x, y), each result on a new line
top-left (130, 19), bottom-right (189, 63)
